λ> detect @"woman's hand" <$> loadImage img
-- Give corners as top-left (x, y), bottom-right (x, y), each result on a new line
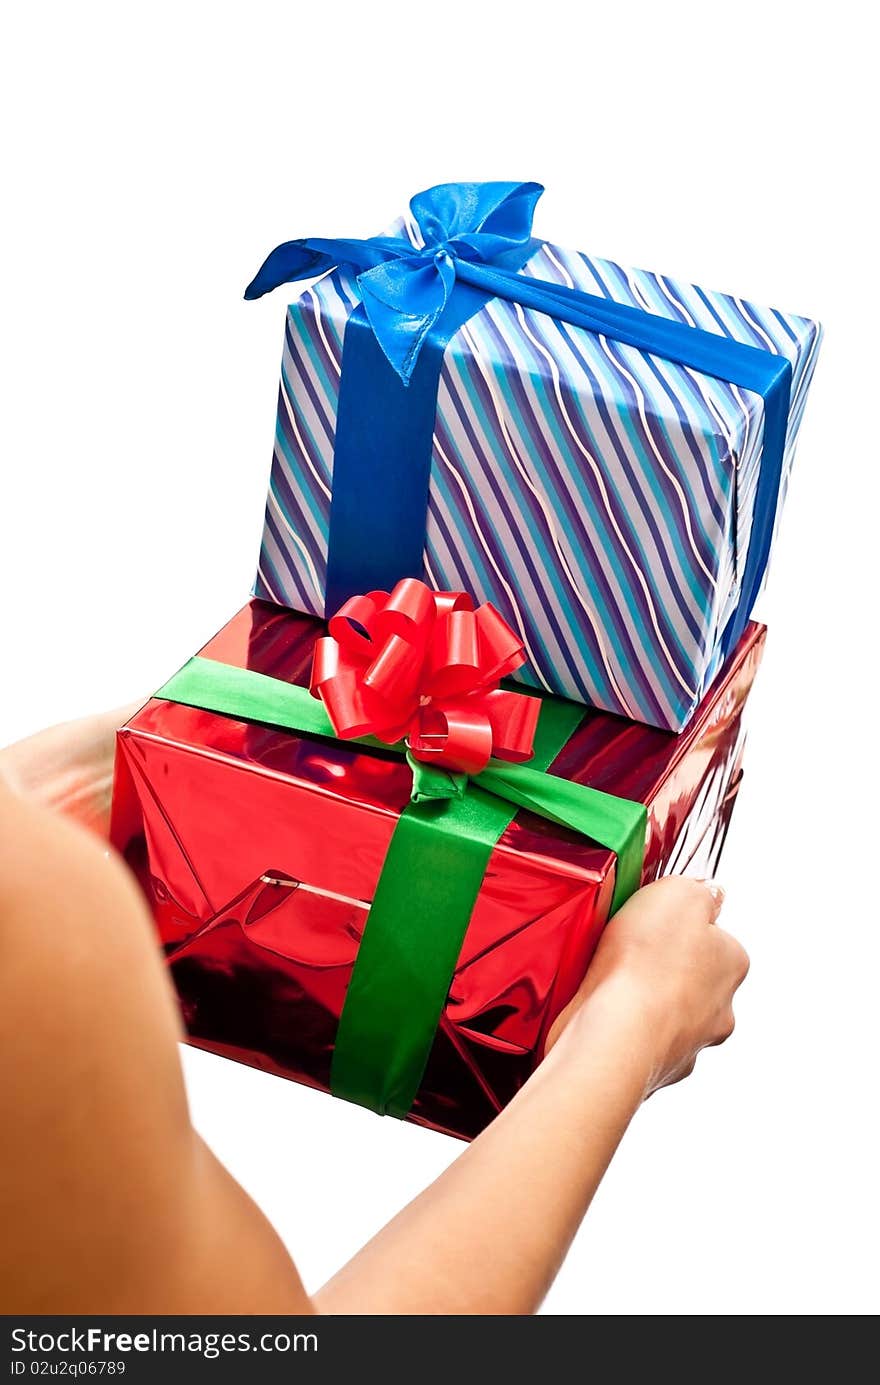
top-left (545, 876), bottom-right (749, 1098)
top-left (0, 702), bottom-right (141, 836)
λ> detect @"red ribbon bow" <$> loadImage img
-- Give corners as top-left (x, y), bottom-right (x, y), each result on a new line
top-left (309, 579), bottom-right (539, 776)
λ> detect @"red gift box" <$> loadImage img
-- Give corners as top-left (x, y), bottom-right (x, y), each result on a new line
top-left (111, 600), bottom-right (765, 1140)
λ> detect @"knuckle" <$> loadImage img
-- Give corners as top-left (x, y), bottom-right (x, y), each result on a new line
top-left (717, 927), bottom-right (750, 982)
top-left (727, 936), bottom-right (750, 983)
top-left (671, 1056), bottom-right (698, 1084)
top-left (650, 875), bottom-right (713, 919)
top-left (710, 1010), bottom-right (736, 1045)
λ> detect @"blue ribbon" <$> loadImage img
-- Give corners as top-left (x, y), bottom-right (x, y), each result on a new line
top-left (246, 181), bottom-right (791, 655)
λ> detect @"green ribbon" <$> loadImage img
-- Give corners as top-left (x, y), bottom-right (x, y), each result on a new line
top-left (156, 656), bottom-right (647, 1118)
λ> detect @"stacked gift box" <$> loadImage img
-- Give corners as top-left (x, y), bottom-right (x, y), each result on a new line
top-left (111, 182), bottom-right (821, 1140)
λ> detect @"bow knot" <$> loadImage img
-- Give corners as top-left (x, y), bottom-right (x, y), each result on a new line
top-left (309, 578), bottom-right (539, 777)
top-left (245, 181), bottom-right (544, 384)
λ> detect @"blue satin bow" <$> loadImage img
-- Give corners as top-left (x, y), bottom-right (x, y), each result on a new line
top-left (245, 181), bottom-right (544, 383)
top-left (246, 181), bottom-right (792, 663)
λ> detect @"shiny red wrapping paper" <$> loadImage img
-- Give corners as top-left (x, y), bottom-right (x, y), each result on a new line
top-left (111, 601), bottom-right (765, 1140)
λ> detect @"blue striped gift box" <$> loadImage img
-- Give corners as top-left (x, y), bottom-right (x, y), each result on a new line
top-left (254, 217), bottom-right (820, 731)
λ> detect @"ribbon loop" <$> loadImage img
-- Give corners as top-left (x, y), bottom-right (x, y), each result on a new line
top-left (409, 702), bottom-right (494, 778)
top-left (426, 609), bottom-right (481, 697)
top-left (328, 590), bottom-right (388, 658)
top-left (376, 576), bottom-right (436, 638)
top-left (364, 633), bottom-right (421, 705)
top-left (481, 688), bottom-right (541, 763)
top-left (409, 180), bottom-right (544, 261)
top-left (310, 580), bottom-right (536, 775)
top-left (433, 590), bottom-right (473, 616)
top-left (245, 180), bottom-right (545, 385)
top-left (474, 602), bottom-right (531, 681)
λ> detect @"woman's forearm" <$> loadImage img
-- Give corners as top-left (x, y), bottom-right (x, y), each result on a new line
top-left (316, 995), bottom-right (651, 1315)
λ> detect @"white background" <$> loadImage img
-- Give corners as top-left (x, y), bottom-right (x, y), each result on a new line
top-left (2, 1), bottom-right (877, 1315)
